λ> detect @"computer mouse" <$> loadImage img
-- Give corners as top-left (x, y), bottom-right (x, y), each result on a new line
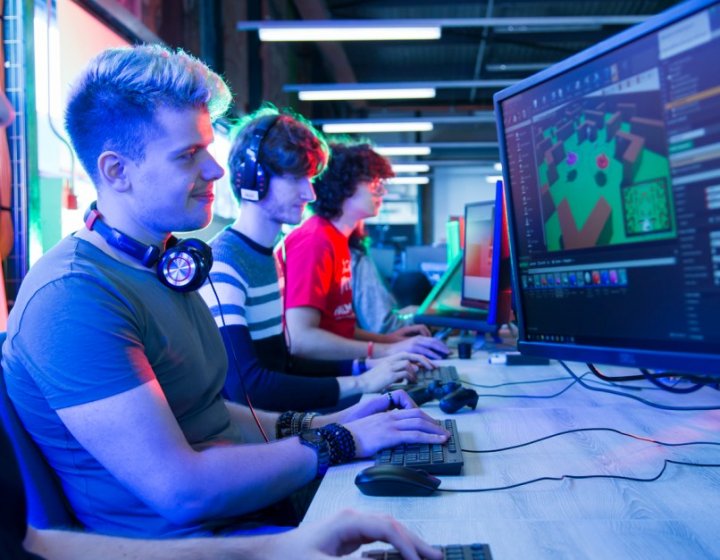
top-left (354, 465), bottom-right (441, 497)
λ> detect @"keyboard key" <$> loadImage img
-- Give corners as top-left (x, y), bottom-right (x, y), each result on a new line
top-left (374, 418), bottom-right (464, 476)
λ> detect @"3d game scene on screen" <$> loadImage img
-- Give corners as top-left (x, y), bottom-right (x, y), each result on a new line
top-left (534, 66), bottom-right (675, 252)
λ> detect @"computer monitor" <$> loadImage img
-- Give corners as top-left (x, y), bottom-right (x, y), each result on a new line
top-left (494, 0), bottom-right (720, 377)
top-left (461, 180), bottom-right (513, 326)
top-left (413, 254), bottom-right (497, 333)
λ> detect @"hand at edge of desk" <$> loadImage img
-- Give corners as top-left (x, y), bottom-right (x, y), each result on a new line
top-left (259, 509), bottom-right (442, 560)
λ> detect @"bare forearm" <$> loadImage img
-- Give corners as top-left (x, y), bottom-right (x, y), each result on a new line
top-left (354, 327), bottom-right (393, 343)
top-left (24, 527), bottom-right (270, 560)
top-left (289, 324), bottom-right (371, 360)
top-left (224, 400), bottom-right (280, 442)
top-left (180, 437), bottom-right (317, 522)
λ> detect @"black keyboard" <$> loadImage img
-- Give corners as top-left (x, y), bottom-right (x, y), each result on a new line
top-left (417, 365), bottom-right (459, 384)
top-left (375, 418), bottom-right (464, 475)
top-left (388, 366), bottom-right (460, 391)
top-left (363, 543), bottom-right (493, 559)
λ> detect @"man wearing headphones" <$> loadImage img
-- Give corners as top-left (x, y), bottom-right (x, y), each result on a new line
top-left (1, 45), bottom-right (448, 539)
top-left (199, 107), bottom-right (435, 412)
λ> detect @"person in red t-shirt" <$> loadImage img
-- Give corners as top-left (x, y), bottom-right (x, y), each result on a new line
top-left (281, 142), bottom-right (449, 361)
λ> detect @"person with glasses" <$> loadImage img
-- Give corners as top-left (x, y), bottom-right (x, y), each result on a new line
top-left (280, 141), bottom-right (450, 361)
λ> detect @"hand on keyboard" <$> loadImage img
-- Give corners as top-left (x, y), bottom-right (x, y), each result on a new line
top-left (341, 407), bottom-right (450, 458)
top-left (263, 508), bottom-right (443, 559)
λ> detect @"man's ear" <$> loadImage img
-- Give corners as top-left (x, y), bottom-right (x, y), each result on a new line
top-left (97, 151), bottom-right (131, 192)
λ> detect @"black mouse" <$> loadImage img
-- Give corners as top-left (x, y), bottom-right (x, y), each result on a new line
top-left (354, 465), bottom-right (441, 497)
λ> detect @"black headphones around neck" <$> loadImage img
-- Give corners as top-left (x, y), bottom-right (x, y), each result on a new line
top-left (84, 202), bottom-right (213, 293)
top-left (232, 114), bottom-right (279, 202)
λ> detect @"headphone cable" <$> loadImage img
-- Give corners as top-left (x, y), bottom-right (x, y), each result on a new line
top-left (208, 277), bottom-right (270, 443)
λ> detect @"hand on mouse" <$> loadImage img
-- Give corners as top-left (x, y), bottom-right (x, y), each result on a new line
top-left (384, 324), bottom-right (433, 340)
top-left (379, 336), bottom-right (450, 360)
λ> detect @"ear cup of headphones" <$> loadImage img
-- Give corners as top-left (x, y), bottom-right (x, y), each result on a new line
top-left (156, 238), bottom-right (213, 293)
top-left (233, 115), bottom-right (279, 202)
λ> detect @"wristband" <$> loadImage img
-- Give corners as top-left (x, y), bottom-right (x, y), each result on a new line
top-left (367, 341), bottom-right (375, 359)
top-left (318, 423), bottom-right (356, 465)
top-left (276, 411), bottom-right (296, 439)
top-left (358, 358), bottom-right (368, 375)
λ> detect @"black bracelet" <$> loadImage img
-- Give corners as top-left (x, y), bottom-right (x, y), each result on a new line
top-left (276, 410), bottom-right (299, 439)
top-left (357, 358), bottom-right (368, 374)
top-left (319, 423), bottom-right (356, 465)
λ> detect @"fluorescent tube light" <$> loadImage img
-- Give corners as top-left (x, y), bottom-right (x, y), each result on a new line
top-left (322, 122), bottom-right (433, 134)
top-left (298, 88), bottom-right (436, 101)
top-left (392, 164), bottom-right (430, 173)
top-left (258, 27), bottom-right (441, 42)
top-left (386, 176), bottom-right (430, 185)
top-left (375, 146), bottom-right (432, 156)
top-left (486, 175), bottom-right (504, 183)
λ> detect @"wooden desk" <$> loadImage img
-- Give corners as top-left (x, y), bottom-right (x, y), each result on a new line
top-left (303, 356), bottom-right (720, 559)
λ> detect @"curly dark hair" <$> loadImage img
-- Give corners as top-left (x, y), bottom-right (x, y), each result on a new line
top-left (228, 104), bottom-right (328, 202)
top-left (311, 142), bottom-right (394, 220)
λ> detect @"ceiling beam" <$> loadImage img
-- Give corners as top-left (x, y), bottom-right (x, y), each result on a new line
top-left (284, 80), bottom-right (517, 94)
top-left (237, 16), bottom-right (648, 32)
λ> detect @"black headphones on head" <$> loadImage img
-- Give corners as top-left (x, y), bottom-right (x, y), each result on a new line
top-left (232, 114), bottom-right (279, 202)
top-left (84, 202), bottom-right (213, 293)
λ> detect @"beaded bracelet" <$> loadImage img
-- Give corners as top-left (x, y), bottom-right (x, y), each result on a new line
top-left (319, 423), bottom-right (356, 465)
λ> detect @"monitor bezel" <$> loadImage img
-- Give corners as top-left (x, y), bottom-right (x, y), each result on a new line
top-left (493, 0), bottom-right (720, 376)
top-left (460, 182), bottom-right (503, 320)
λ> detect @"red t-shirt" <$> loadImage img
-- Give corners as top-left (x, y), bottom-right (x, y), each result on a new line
top-left (278, 216), bottom-right (356, 339)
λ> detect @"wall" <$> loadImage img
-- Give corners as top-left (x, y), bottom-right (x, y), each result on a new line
top-left (431, 165), bottom-right (497, 244)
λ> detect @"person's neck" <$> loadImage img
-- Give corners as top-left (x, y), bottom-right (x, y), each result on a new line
top-left (330, 213), bottom-right (359, 238)
top-left (75, 227), bottom-right (154, 272)
top-left (232, 206), bottom-right (281, 248)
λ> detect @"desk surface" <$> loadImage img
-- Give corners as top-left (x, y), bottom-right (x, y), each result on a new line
top-left (303, 356), bottom-right (720, 559)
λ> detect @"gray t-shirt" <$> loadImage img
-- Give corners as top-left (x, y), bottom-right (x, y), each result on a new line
top-left (2, 234), bottom-right (232, 537)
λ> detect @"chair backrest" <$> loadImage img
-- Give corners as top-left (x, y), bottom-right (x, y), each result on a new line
top-left (0, 333), bottom-right (78, 529)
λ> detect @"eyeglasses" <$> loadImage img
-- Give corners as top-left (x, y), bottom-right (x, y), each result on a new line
top-left (366, 179), bottom-right (387, 196)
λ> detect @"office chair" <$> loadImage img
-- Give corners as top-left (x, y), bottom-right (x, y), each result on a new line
top-left (0, 332), bottom-right (79, 529)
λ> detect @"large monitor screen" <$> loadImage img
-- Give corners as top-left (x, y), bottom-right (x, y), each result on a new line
top-left (494, 0), bottom-right (720, 376)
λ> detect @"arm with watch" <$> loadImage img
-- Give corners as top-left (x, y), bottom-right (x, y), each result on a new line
top-left (225, 390), bottom-right (449, 480)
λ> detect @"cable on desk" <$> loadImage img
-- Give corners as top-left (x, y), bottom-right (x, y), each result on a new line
top-left (589, 363), bottom-right (712, 389)
top-left (640, 369), bottom-right (707, 394)
top-left (561, 361), bottom-right (720, 411)
top-left (461, 375), bottom-right (573, 389)
top-left (460, 426), bottom-right (720, 454)
top-left (455, 373), bottom-right (589, 401)
top-left (436, 460), bottom-right (720, 493)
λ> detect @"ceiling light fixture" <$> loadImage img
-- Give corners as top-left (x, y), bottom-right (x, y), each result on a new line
top-left (298, 88), bottom-right (436, 101)
top-left (322, 122), bottom-right (433, 134)
top-left (256, 25), bottom-right (441, 42)
top-left (386, 176), bottom-right (430, 185)
top-left (375, 146), bottom-right (432, 156)
top-left (392, 164), bottom-right (430, 173)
